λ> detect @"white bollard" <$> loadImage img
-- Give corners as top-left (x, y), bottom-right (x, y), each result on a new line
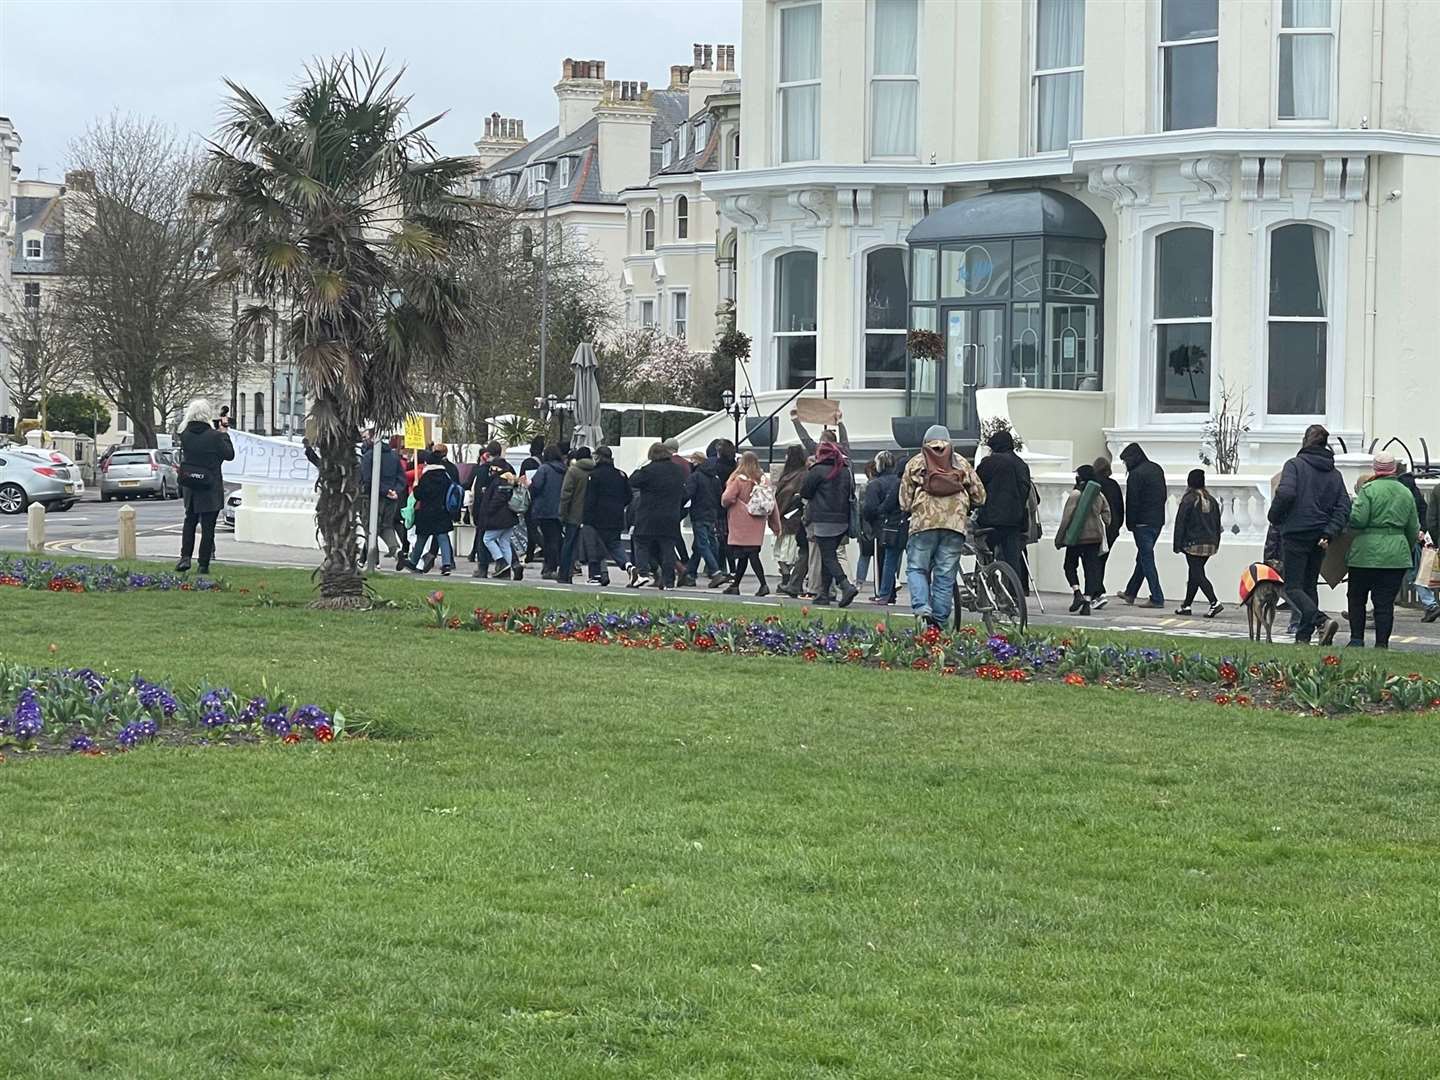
top-left (117, 505), bottom-right (137, 561)
top-left (26, 501), bottom-right (45, 553)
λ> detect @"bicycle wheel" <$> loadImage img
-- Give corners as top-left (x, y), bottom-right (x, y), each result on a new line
top-left (979, 560), bottom-right (1027, 636)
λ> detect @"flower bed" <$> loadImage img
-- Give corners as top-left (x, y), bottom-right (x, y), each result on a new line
top-left (431, 596), bottom-right (1440, 717)
top-left (0, 662), bottom-right (344, 760)
top-left (0, 555), bottom-right (225, 593)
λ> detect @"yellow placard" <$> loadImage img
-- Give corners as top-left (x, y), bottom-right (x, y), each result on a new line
top-left (402, 415), bottom-right (428, 450)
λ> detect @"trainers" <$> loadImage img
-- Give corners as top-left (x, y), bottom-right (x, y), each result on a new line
top-left (627, 565), bottom-right (640, 588)
top-left (1319, 619), bottom-right (1340, 646)
top-left (441, 566), bottom-right (453, 577)
top-left (1206, 602), bottom-right (1225, 618)
top-left (492, 565), bottom-right (510, 579)
top-left (1117, 592), bottom-right (1136, 606)
top-left (1143, 598), bottom-right (1165, 609)
top-left (635, 574), bottom-right (655, 588)
top-left (708, 573), bottom-right (731, 589)
top-left (1174, 605), bottom-right (1193, 616)
top-left (722, 584), bottom-right (740, 595)
top-left (1090, 595), bottom-right (1109, 611)
top-left (1424, 604), bottom-right (1440, 624)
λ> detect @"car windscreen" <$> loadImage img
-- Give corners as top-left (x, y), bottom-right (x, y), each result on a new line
top-left (109, 453), bottom-right (152, 465)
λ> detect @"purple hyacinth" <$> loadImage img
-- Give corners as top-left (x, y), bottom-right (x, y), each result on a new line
top-left (11, 689), bottom-right (42, 739)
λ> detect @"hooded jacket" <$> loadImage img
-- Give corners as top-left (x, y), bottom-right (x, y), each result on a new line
top-left (1118, 443), bottom-right (1167, 530)
top-left (1173, 488), bottom-right (1223, 555)
top-left (1268, 445), bottom-right (1351, 540)
top-left (800, 447), bottom-right (856, 530)
top-left (583, 459), bottom-right (632, 532)
top-left (898, 440), bottom-right (986, 535)
top-left (975, 431), bottom-right (1031, 531)
top-left (527, 459), bottom-right (566, 521)
top-left (360, 442), bottom-right (406, 501)
top-left (412, 464), bottom-right (455, 535)
top-left (558, 457), bottom-right (595, 526)
top-left (477, 473), bottom-right (519, 532)
top-left (630, 458), bottom-right (688, 535)
top-left (686, 461), bottom-right (722, 526)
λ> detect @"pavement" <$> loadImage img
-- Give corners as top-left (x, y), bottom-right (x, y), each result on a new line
top-left (7, 492), bottom-right (1439, 651)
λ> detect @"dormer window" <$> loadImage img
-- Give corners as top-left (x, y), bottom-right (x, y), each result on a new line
top-left (526, 165), bottom-right (549, 198)
top-left (678, 125), bottom-right (689, 157)
top-left (558, 157), bottom-right (571, 188)
top-left (24, 237), bottom-right (43, 260)
top-left (662, 141), bottom-right (674, 168)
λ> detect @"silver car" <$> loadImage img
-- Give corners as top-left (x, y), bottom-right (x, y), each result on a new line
top-left (99, 448), bottom-right (179, 501)
top-left (0, 447), bottom-right (85, 515)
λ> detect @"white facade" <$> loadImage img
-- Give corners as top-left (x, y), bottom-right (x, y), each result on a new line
top-left (701, 0), bottom-right (1440, 473)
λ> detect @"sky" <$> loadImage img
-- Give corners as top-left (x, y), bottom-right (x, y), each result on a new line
top-left (0, 0), bottom-right (742, 179)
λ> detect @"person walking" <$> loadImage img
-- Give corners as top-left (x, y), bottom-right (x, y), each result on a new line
top-left (175, 398), bottom-right (234, 574)
top-left (871, 452), bottom-right (908, 605)
top-left (1344, 452), bottom-right (1420, 648)
top-left (556, 447), bottom-right (595, 584)
top-left (582, 446), bottom-right (633, 585)
top-left (1091, 456), bottom-right (1124, 608)
top-left (800, 439), bottom-right (861, 607)
top-left (898, 425), bottom-right (986, 626)
top-left (975, 428), bottom-right (1032, 592)
top-left (1172, 468), bottom-right (1225, 617)
top-left (520, 436), bottom-right (546, 562)
top-left (774, 445), bottom-right (810, 597)
top-left (720, 451), bottom-right (782, 596)
top-left (1268, 425), bottom-right (1351, 644)
top-left (528, 445), bottom-right (566, 579)
top-left (359, 437), bottom-right (406, 560)
top-left (684, 452), bottom-right (727, 587)
top-left (1054, 464), bottom-right (1110, 616)
top-left (408, 451), bottom-right (457, 575)
top-left (1425, 483), bottom-right (1440, 623)
top-left (629, 442), bottom-right (688, 588)
top-left (1396, 466), bottom-right (1432, 613)
top-left (476, 467), bottom-right (522, 579)
top-left (1115, 443), bottom-right (1167, 607)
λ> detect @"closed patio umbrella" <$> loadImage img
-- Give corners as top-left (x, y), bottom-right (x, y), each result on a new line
top-left (569, 342), bottom-right (605, 450)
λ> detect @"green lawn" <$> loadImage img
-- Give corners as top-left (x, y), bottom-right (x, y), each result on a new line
top-left (3, 564), bottom-right (1440, 1078)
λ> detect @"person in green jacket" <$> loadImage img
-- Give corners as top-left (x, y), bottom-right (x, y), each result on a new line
top-left (1345, 452), bottom-right (1421, 648)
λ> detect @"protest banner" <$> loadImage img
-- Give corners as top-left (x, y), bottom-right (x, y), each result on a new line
top-left (225, 429), bottom-right (318, 487)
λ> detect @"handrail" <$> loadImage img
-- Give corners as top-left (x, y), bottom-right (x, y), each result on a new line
top-left (735, 377), bottom-right (833, 468)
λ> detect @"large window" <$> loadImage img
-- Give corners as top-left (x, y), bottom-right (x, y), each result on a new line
top-left (23, 282), bottom-right (40, 309)
top-left (1268, 223), bottom-right (1329, 415)
top-left (638, 298), bottom-right (656, 327)
top-left (1160, 0), bottom-right (1217, 130)
top-left (642, 209), bottom-right (655, 251)
top-left (672, 292), bottom-right (689, 341)
top-left (779, 3), bottom-right (822, 162)
top-left (774, 251), bottom-right (818, 388)
top-left (1034, 0), bottom-right (1084, 152)
top-left (24, 237), bottom-right (42, 259)
top-left (1153, 227), bottom-right (1214, 413)
top-left (1278, 0), bottom-right (1334, 121)
top-left (864, 248), bottom-right (908, 388)
top-left (870, 0), bottom-right (918, 158)
top-left (675, 195), bottom-right (689, 240)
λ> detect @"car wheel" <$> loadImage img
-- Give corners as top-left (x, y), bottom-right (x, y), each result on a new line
top-left (0, 483), bottom-right (27, 515)
top-left (100, 492), bottom-right (111, 503)
top-left (50, 501), bottom-right (76, 513)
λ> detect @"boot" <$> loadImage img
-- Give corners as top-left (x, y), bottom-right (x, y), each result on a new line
top-left (512, 562), bottom-right (524, 581)
top-left (708, 572), bottom-right (730, 589)
top-left (1068, 590), bottom-right (1084, 613)
top-left (755, 583), bottom-right (770, 597)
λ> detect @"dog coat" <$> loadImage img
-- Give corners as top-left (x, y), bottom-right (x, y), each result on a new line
top-left (1239, 562), bottom-right (1284, 605)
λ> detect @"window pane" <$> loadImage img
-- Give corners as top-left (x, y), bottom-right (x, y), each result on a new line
top-left (1156, 323), bottom-right (1211, 412)
top-left (1282, 0), bottom-right (1330, 28)
top-left (911, 248), bottom-right (937, 302)
top-left (941, 241), bottom-right (1011, 299)
top-left (1163, 41), bottom-right (1218, 130)
top-left (1155, 227), bottom-right (1213, 318)
top-left (775, 251), bottom-right (818, 331)
top-left (1036, 0), bottom-right (1085, 69)
top-left (1278, 34), bottom-right (1331, 120)
top-left (780, 3), bottom-right (821, 81)
top-left (1268, 323), bottom-right (1326, 413)
top-left (871, 82), bottom-right (917, 156)
top-left (1161, 0), bottom-right (1218, 41)
top-left (873, 0), bottom-right (918, 75)
top-left (865, 333), bottom-right (907, 389)
top-left (776, 335), bottom-right (817, 389)
top-left (865, 248), bottom-right (908, 329)
top-left (1011, 302), bottom-right (1044, 387)
top-left (780, 85), bottom-right (820, 161)
top-left (1269, 224), bottom-right (1327, 317)
top-left (1036, 71), bottom-right (1083, 152)
top-left (910, 305), bottom-right (936, 331)
top-left (1012, 239), bottom-right (1043, 298)
top-left (1050, 303), bottom-right (1098, 389)
top-left (1046, 239), bottom-right (1101, 297)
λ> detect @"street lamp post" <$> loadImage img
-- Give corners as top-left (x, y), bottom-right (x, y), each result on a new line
top-left (537, 175), bottom-right (551, 411)
top-left (721, 388), bottom-right (753, 446)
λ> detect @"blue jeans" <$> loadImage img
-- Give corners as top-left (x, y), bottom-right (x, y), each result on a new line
top-left (876, 543), bottom-right (903, 601)
top-left (686, 522), bottom-right (722, 577)
top-left (1124, 525), bottom-right (1164, 603)
top-left (906, 529), bottom-right (965, 622)
top-left (557, 523), bottom-right (581, 582)
top-left (409, 531), bottom-right (453, 571)
top-left (587, 527), bottom-right (630, 581)
top-left (482, 528), bottom-right (513, 564)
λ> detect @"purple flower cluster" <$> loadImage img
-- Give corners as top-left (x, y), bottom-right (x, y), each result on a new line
top-left (8, 689), bottom-right (43, 740)
top-left (116, 719), bottom-right (158, 748)
top-left (133, 677), bottom-right (179, 717)
top-left (69, 734), bottom-right (95, 752)
top-left (261, 710), bottom-right (291, 737)
top-left (0, 554), bottom-right (226, 593)
top-left (291, 704), bottom-right (331, 729)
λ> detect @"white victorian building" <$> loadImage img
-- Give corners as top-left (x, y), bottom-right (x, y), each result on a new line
top-left (693, 0), bottom-right (1440, 479)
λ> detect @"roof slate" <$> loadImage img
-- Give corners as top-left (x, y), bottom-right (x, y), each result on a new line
top-left (11, 194), bottom-right (64, 274)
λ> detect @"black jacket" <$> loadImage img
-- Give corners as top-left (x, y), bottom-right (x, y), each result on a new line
top-left (863, 472), bottom-right (901, 527)
top-left (1098, 476), bottom-right (1124, 546)
top-left (1398, 472), bottom-right (1429, 528)
top-left (360, 443), bottom-right (406, 501)
top-left (583, 460), bottom-right (631, 531)
top-left (1173, 489), bottom-right (1223, 554)
top-left (800, 461), bottom-right (855, 528)
top-left (477, 475), bottom-right (519, 532)
top-left (178, 421), bottom-right (234, 514)
top-left (1268, 446), bottom-right (1352, 540)
top-left (630, 458), bottom-right (688, 535)
top-left (528, 460), bottom-right (566, 521)
top-left (412, 465), bottom-right (455, 535)
top-left (686, 463), bottom-right (722, 526)
top-left (975, 450), bottom-right (1032, 530)
top-left (1119, 444), bottom-right (1167, 530)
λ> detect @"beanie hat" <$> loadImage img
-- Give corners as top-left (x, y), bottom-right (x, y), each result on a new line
top-left (922, 424), bottom-right (950, 444)
top-left (1373, 451), bottom-right (1397, 477)
top-left (1075, 464), bottom-right (1096, 489)
top-left (1187, 468), bottom-right (1206, 489)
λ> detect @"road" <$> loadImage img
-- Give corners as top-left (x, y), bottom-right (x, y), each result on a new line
top-left (0, 493), bottom-right (191, 553)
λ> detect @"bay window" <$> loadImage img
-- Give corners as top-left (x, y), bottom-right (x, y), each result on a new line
top-left (870, 0), bottom-right (918, 158)
top-left (1278, 0), bottom-right (1334, 121)
top-left (1160, 0), bottom-right (1218, 130)
top-left (1153, 227), bottom-right (1214, 414)
top-left (774, 251), bottom-right (818, 388)
top-left (1034, 0), bottom-right (1084, 153)
top-left (1268, 223), bottom-right (1329, 416)
top-left (779, 3), bottom-right (821, 162)
top-left (864, 248), bottom-right (908, 388)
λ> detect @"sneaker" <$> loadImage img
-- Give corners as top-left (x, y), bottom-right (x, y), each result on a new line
top-left (586, 576), bottom-right (605, 585)
top-left (1424, 604), bottom-right (1440, 624)
top-left (1090, 595), bottom-right (1109, 611)
top-left (678, 574), bottom-right (697, 587)
top-left (492, 565), bottom-right (510, 579)
top-left (175, 560), bottom-right (191, 573)
top-left (1118, 592), bottom-right (1136, 606)
top-left (1143, 598), bottom-right (1165, 609)
top-left (812, 596), bottom-right (832, 606)
top-left (1069, 592), bottom-right (1085, 614)
top-left (597, 577), bottom-right (612, 587)
top-left (1206, 602), bottom-right (1225, 618)
top-left (755, 584), bottom-right (770, 597)
top-left (627, 565), bottom-right (640, 588)
top-left (708, 573), bottom-right (730, 589)
top-left (1174, 605), bottom-right (1193, 616)
top-left (1319, 619), bottom-right (1340, 646)
top-left (441, 566), bottom-right (453, 577)
top-left (635, 575), bottom-right (655, 588)
top-left (838, 584), bottom-right (859, 608)
top-left (511, 565), bottom-right (524, 581)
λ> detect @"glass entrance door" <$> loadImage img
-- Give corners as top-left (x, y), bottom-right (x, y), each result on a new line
top-left (943, 305), bottom-right (1004, 435)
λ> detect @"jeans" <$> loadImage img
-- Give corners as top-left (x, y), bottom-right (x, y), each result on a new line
top-left (1063, 543), bottom-right (1103, 597)
top-left (482, 528), bottom-right (514, 565)
top-left (410, 531), bottom-right (453, 570)
top-left (586, 528), bottom-right (630, 581)
top-left (814, 534), bottom-right (850, 598)
top-left (557, 522), bottom-right (582, 582)
top-left (180, 510), bottom-right (219, 568)
top-left (989, 527), bottom-right (1027, 593)
top-left (906, 529), bottom-right (965, 623)
top-left (1347, 566), bottom-right (1406, 647)
top-left (1280, 535), bottom-right (1327, 641)
top-left (686, 522), bottom-right (722, 577)
top-left (1182, 553), bottom-right (1217, 607)
top-left (1124, 525), bottom-right (1164, 603)
top-left (876, 542), bottom-right (904, 601)
top-left (537, 519), bottom-right (563, 575)
top-left (635, 533), bottom-right (679, 586)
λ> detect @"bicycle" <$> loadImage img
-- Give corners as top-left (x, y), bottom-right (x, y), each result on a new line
top-left (952, 527), bottom-right (1028, 636)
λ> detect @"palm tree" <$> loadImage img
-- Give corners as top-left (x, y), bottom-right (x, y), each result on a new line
top-left (196, 54), bottom-right (480, 607)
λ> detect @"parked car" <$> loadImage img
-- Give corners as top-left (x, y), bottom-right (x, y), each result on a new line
top-left (224, 487), bottom-right (242, 528)
top-left (0, 447), bottom-right (84, 514)
top-left (99, 448), bottom-right (179, 501)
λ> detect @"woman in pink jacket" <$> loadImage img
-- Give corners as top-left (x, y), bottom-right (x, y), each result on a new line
top-left (721, 451), bottom-right (782, 596)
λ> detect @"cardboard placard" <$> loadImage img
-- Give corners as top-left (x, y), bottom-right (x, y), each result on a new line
top-left (794, 397), bottom-right (840, 426)
top-left (1320, 530), bottom-right (1354, 589)
top-left (403, 414), bottom-right (430, 450)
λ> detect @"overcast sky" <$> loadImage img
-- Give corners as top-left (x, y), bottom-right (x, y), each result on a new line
top-left (1, 0), bottom-right (742, 179)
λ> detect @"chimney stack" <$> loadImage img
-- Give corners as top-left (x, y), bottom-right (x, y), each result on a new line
top-left (473, 111), bottom-right (528, 169)
top-left (555, 57), bottom-right (608, 137)
top-left (686, 44), bottom-right (737, 113)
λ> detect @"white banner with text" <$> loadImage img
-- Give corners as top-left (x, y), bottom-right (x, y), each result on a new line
top-left (225, 429), bottom-right (318, 488)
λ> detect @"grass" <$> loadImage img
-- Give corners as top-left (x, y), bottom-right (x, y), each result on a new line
top-left (3, 561), bottom-right (1440, 1077)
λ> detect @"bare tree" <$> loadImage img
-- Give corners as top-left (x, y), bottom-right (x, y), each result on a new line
top-left (57, 115), bottom-right (226, 448)
top-left (0, 283), bottom-right (86, 423)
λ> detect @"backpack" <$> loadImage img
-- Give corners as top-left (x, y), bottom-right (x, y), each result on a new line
top-left (444, 478), bottom-right (465, 516)
top-left (508, 482), bottom-right (532, 514)
top-left (923, 450), bottom-right (967, 497)
top-left (746, 476), bottom-right (776, 517)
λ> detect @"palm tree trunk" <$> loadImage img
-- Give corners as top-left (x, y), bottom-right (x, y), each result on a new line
top-left (312, 420), bottom-right (366, 609)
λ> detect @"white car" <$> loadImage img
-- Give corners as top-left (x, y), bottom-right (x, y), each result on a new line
top-left (224, 488), bottom-right (242, 528)
top-left (0, 447), bottom-right (85, 514)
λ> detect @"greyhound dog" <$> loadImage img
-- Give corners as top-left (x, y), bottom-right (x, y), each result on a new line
top-left (1240, 562), bottom-right (1285, 643)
